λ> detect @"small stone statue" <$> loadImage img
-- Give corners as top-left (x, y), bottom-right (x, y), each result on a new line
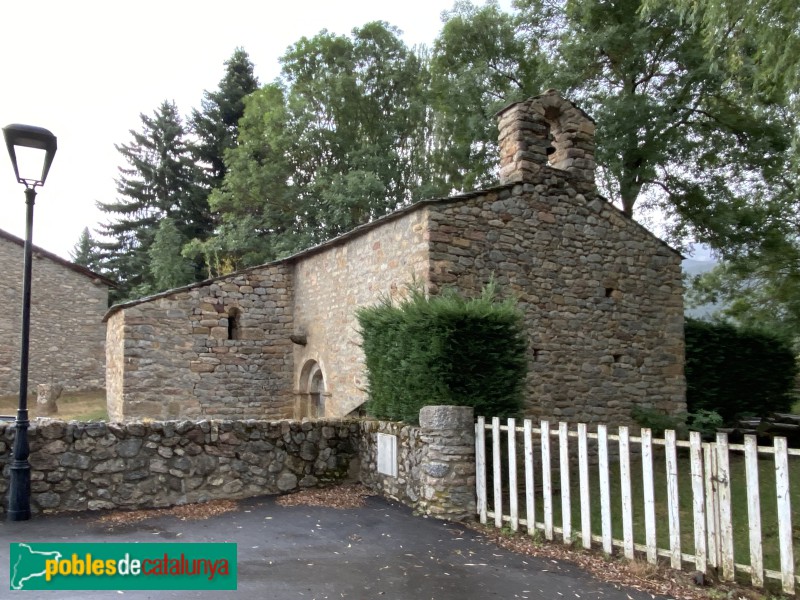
top-left (36, 383), bottom-right (62, 416)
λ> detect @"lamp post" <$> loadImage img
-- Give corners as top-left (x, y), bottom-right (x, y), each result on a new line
top-left (3, 124), bottom-right (57, 521)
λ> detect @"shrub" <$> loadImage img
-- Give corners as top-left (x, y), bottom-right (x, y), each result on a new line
top-left (630, 406), bottom-right (687, 437)
top-left (685, 318), bottom-right (797, 423)
top-left (686, 409), bottom-right (724, 439)
top-left (356, 283), bottom-right (527, 424)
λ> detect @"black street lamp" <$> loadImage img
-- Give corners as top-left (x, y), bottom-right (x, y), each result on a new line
top-left (3, 124), bottom-right (57, 521)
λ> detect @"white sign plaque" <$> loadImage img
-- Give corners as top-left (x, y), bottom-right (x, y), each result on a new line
top-left (376, 432), bottom-right (398, 477)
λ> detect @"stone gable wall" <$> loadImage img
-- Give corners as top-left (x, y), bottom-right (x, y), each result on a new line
top-left (0, 235), bottom-right (108, 397)
top-left (292, 209), bottom-right (430, 417)
top-left (426, 176), bottom-right (685, 425)
top-left (106, 265), bottom-right (294, 421)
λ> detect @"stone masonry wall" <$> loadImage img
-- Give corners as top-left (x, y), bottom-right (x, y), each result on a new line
top-left (0, 234), bottom-right (109, 397)
top-left (292, 209), bottom-right (430, 417)
top-left (106, 264), bottom-right (294, 421)
top-left (0, 418), bottom-right (359, 517)
top-left (359, 420), bottom-right (424, 507)
top-left (359, 406), bottom-right (476, 521)
top-left (426, 178), bottom-right (686, 426)
top-left (416, 406), bottom-right (476, 520)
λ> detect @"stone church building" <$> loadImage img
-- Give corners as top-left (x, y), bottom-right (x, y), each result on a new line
top-left (104, 91), bottom-right (686, 424)
top-left (0, 229), bottom-right (113, 397)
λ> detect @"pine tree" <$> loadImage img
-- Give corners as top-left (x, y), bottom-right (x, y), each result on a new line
top-left (70, 227), bottom-right (104, 274)
top-left (149, 217), bottom-right (196, 290)
top-left (97, 101), bottom-right (203, 300)
top-left (191, 48), bottom-right (260, 193)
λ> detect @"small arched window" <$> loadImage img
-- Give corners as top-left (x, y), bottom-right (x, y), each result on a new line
top-left (228, 307), bottom-right (241, 340)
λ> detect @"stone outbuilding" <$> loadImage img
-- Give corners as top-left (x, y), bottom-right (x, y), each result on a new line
top-left (104, 90), bottom-right (686, 424)
top-left (0, 229), bottom-right (113, 397)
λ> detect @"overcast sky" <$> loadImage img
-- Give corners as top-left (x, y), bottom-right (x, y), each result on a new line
top-left (0, 0), bottom-right (481, 260)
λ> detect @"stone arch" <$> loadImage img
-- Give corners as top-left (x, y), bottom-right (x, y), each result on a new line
top-left (297, 359), bottom-right (326, 418)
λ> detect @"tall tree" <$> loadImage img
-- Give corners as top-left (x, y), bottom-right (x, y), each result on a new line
top-left (430, 0), bottom-right (793, 252)
top-left (548, 0), bottom-right (792, 240)
top-left (640, 0), bottom-right (800, 344)
top-left (644, 0), bottom-right (800, 99)
top-left (150, 217), bottom-right (196, 290)
top-left (429, 0), bottom-right (551, 191)
top-left (205, 22), bottom-right (434, 271)
top-left (191, 48), bottom-right (260, 190)
top-left (70, 227), bottom-right (104, 274)
top-left (97, 101), bottom-right (203, 300)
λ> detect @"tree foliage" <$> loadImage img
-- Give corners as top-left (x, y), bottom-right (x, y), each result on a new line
top-left (191, 48), bottom-right (260, 193)
top-left (644, 0), bottom-right (800, 99)
top-left (207, 22), bottom-right (435, 270)
top-left (96, 101), bottom-right (203, 300)
top-left (428, 0), bottom-right (549, 191)
top-left (356, 283), bottom-right (527, 424)
top-left (70, 227), bottom-right (104, 274)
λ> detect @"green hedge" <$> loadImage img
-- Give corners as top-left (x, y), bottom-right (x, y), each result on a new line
top-left (685, 318), bottom-right (797, 422)
top-left (356, 284), bottom-right (527, 424)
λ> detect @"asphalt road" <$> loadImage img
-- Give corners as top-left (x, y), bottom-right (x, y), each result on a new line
top-left (1, 495), bottom-right (672, 599)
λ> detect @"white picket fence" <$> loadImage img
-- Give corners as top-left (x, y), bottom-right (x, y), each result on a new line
top-left (475, 417), bottom-right (800, 594)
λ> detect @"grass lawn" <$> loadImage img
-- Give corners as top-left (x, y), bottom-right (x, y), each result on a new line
top-left (0, 391), bottom-right (107, 421)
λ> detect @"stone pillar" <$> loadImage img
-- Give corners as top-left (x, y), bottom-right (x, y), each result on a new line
top-left (418, 405), bottom-right (476, 521)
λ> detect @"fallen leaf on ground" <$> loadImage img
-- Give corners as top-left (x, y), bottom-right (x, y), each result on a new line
top-left (94, 499), bottom-right (238, 526)
top-left (275, 484), bottom-right (374, 509)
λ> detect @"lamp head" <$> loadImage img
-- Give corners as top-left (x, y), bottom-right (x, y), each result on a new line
top-left (3, 124), bottom-right (57, 188)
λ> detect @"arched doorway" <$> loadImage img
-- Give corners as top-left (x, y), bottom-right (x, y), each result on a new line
top-left (297, 360), bottom-right (326, 418)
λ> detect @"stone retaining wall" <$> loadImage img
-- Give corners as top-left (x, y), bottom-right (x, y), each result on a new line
top-left (360, 406), bottom-right (476, 521)
top-left (359, 420), bottom-right (424, 507)
top-left (0, 418), bottom-right (359, 516)
top-left (1, 407), bottom-right (478, 521)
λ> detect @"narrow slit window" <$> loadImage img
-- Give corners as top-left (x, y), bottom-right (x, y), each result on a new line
top-left (228, 308), bottom-right (241, 340)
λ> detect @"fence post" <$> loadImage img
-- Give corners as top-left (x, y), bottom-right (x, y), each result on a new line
top-left (716, 432), bottom-right (735, 581)
top-left (774, 436), bottom-right (795, 595)
top-left (508, 418), bottom-right (519, 531)
top-left (598, 424), bottom-right (612, 555)
top-left (704, 442), bottom-right (720, 570)
top-left (524, 419), bottom-right (536, 536)
top-left (475, 416), bottom-right (487, 524)
top-left (641, 428), bottom-right (657, 564)
top-left (619, 426), bottom-right (634, 560)
top-left (559, 422), bottom-right (572, 545)
top-left (541, 420), bottom-right (553, 541)
top-left (418, 406), bottom-right (476, 521)
top-left (689, 432), bottom-right (707, 576)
